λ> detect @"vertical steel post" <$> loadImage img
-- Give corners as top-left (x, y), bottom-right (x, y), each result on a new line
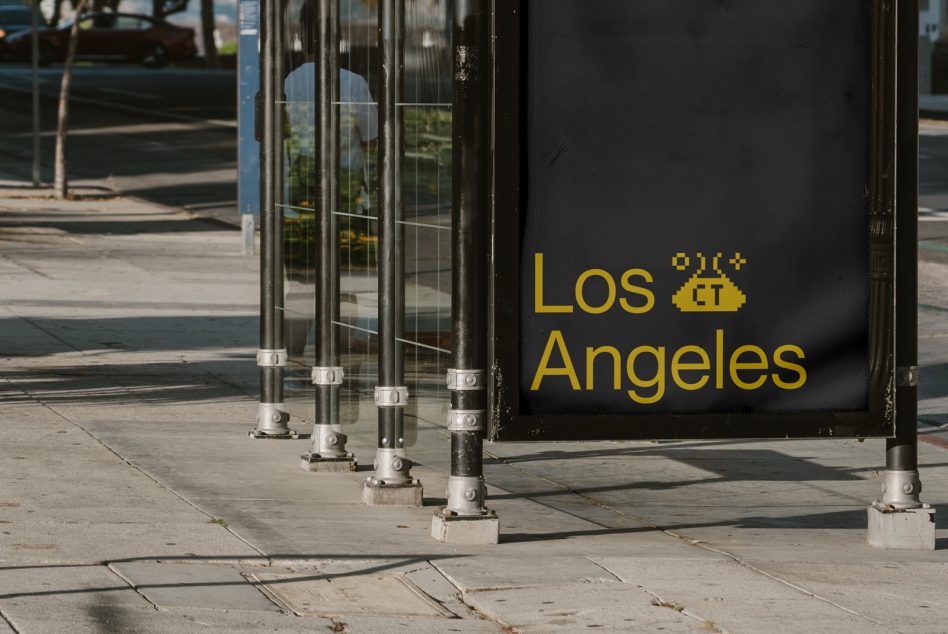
top-left (252, 0), bottom-right (301, 438)
top-left (883, 0), bottom-right (924, 508)
top-left (302, 0), bottom-right (356, 470)
top-left (432, 0), bottom-right (498, 543)
top-left (31, 0), bottom-right (41, 188)
top-left (363, 0), bottom-right (422, 505)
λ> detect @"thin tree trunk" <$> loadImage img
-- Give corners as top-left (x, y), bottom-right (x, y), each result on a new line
top-left (200, 0), bottom-right (219, 69)
top-left (54, 0), bottom-right (88, 199)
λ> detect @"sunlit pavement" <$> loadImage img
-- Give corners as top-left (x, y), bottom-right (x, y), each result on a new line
top-left (0, 177), bottom-right (946, 632)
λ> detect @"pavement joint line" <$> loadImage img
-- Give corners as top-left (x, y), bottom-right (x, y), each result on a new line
top-left (487, 448), bottom-right (902, 631)
top-left (105, 563), bottom-right (160, 612)
top-left (0, 605), bottom-right (19, 634)
top-left (624, 580), bottom-right (721, 633)
top-left (668, 539), bottom-right (897, 632)
top-left (0, 375), bottom-right (270, 562)
top-left (243, 572), bottom-right (300, 616)
top-left (427, 561), bottom-right (522, 630)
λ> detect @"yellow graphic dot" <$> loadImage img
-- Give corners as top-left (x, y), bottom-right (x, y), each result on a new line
top-left (729, 252), bottom-right (747, 271)
top-left (672, 253), bottom-right (690, 271)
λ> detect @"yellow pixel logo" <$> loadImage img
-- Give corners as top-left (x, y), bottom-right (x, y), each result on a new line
top-left (672, 252), bottom-right (747, 312)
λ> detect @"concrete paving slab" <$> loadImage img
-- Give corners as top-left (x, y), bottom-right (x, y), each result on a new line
top-left (750, 561), bottom-right (948, 634)
top-left (463, 582), bottom-right (707, 633)
top-left (432, 556), bottom-right (622, 592)
top-left (251, 571), bottom-right (456, 618)
top-left (110, 562), bottom-right (281, 613)
top-left (593, 557), bottom-right (893, 634)
top-left (328, 615), bottom-right (505, 632)
top-left (0, 565), bottom-right (152, 624)
top-left (3, 604), bottom-right (335, 634)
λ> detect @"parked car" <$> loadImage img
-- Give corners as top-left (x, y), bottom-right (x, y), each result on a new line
top-left (2, 12), bottom-right (195, 68)
top-left (0, 5), bottom-right (47, 54)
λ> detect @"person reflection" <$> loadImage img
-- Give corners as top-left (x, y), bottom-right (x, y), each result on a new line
top-left (283, 2), bottom-right (378, 217)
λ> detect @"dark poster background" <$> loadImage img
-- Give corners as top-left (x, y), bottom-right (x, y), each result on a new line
top-left (519, 0), bottom-right (871, 416)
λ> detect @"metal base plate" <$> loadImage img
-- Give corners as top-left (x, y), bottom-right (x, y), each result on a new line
top-left (867, 503), bottom-right (936, 550)
top-left (362, 479), bottom-right (423, 507)
top-left (248, 430), bottom-right (311, 440)
top-left (431, 508), bottom-right (500, 544)
top-left (300, 453), bottom-right (358, 472)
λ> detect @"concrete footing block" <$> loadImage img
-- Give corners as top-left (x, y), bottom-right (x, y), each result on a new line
top-left (362, 479), bottom-right (423, 506)
top-left (867, 503), bottom-right (936, 550)
top-left (431, 509), bottom-right (500, 545)
top-left (300, 453), bottom-right (357, 472)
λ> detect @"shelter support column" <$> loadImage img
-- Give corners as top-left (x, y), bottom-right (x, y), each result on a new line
top-left (431, 0), bottom-right (498, 544)
top-left (253, 0), bottom-right (305, 439)
top-left (868, 0), bottom-right (935, 550)
top-left (363, 0), bottom-right (423, 506)
top-left (301, 0), bottom-right (356, 471)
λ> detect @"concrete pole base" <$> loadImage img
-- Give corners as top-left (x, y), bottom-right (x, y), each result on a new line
top-left (867, 503), bottom-right (936, 550)
top-left (248, 429), bottom-right (310, 440)
top-left (431, 508), bottom-right (500, 545)
top-left (300, 453), bottom-right (357, 472)
top-left (362, 478), bottom-right (423, 506)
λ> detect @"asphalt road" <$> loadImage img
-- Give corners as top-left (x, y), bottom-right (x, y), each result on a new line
top-left (0, 64), bottom-right (238, 224)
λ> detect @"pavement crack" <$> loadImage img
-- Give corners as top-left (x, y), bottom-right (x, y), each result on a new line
top-left (0, 376), bottom-right (269, 562)
top-left (666, 539), bottom-right (899, 633)
top-left (105, 564), bottom-right (159, 611)
top-left (428, 560), bottom-right (521, 631)
top-left (0, 606), bottom-right (20, 634)
top-left (489, 451), bottom-right (900, 633)
top-left (589, 558), bottom-right (725, 633)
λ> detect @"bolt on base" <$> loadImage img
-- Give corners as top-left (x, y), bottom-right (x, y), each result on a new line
top-left (431, 508), bottom-right (499, 544)
top-left (362, 478), bottom-right (424, 506)
top-left (300, 452), bottom-right (357, 472)
top-left (250, 403), bottom-right (309, 439)
top-left (868, 502), bottom-right (936, 550)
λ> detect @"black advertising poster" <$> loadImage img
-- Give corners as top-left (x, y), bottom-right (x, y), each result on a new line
top-left (491, 0), bottom-right (897, 440)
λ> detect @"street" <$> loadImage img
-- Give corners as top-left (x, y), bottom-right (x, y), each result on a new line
top-left (0, 64), bottom-right (237, 224)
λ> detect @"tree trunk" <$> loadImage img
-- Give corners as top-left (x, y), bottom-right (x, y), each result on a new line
top-left (54, 0), bottom-right (89, 199)
top-left (200, 0), bottom-right (219, 69)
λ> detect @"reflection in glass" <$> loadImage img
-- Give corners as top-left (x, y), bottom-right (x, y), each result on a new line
top-left (278, 0), bottom-right (452, 456)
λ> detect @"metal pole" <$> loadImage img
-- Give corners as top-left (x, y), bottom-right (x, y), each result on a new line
top-left (252, 0), bottom-right (299, 438)
top-left (31, 0), bottom-right (41, 188)
top-left (882, 0), bottom-right (924, 508)
top-left (432, 0), bottom-right (498, 543)
top-left (364, 0), bottom-right (422, 505)
top-left (303, 0), bottom-right (356, 470)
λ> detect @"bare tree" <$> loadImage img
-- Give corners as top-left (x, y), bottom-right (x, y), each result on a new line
top-left (200, 0), bottom-right (219, 68)
top-left (54, 0), bottom-right (89, 199)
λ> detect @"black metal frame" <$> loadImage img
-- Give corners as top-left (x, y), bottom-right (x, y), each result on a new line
top-left (489, 0), bottom-right (900, 441)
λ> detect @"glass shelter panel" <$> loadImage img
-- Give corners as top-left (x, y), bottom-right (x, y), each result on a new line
top-left (278, 0), bottom-right (453, 450)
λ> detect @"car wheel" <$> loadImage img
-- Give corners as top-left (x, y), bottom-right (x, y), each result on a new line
top-left (141, 44), bottom-right (167, 69)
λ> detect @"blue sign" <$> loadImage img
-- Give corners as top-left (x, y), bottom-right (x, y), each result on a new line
top-left (238, 0), bottom-right (260, 216)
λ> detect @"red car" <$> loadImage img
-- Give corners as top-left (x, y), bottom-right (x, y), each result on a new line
top-left (3, 12), bottom-right (196, 68)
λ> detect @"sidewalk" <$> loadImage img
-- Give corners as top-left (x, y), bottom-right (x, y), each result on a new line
top-left (0, 185), bottom-right (946, 633)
